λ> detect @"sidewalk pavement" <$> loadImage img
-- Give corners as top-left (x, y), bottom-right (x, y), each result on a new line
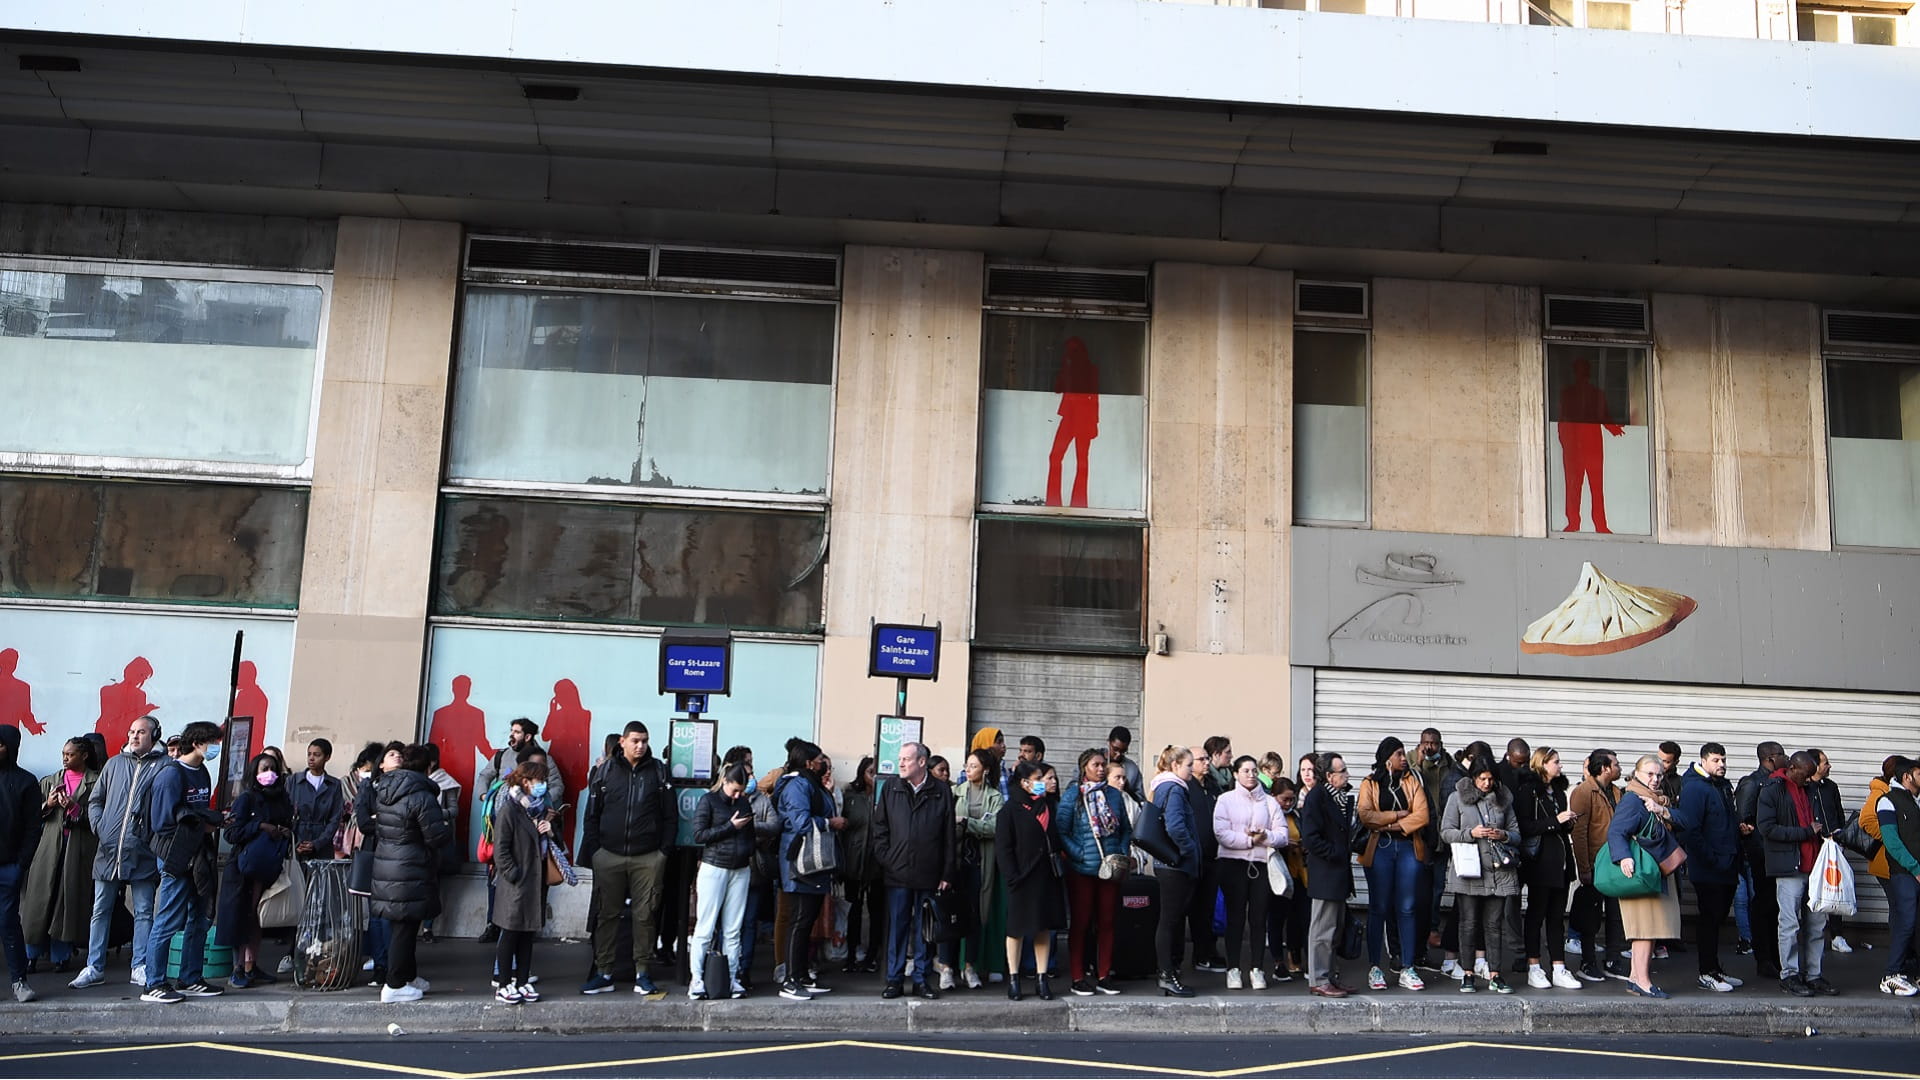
top-left (9, 933), bottom-right (1917, 1039)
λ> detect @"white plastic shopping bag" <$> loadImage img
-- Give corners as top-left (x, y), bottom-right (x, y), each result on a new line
top-left (1808, 836), bottom-right (1857, 917)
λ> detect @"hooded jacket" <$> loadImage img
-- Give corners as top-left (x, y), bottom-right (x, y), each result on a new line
top-left (872, 772), bottom-right (957, 891)
top-left (1756, 769), bottom-right (1838, 879)
top-left (360, 767), bottom-right (452, 922)
top-left (0, 725), bottom-right (44, 868)
top-left (1863, 775), bottom-right (1894, 879)
top-left (87, 743), bottom-right (168, 882)
top-left (1440, 776), bottom-right (1520, 897)
top-left (1671, 762), bottom-right (1741, 885)
top-left (775, 770), bottom-right (836, 895)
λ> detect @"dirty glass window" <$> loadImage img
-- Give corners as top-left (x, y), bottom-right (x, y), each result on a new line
top-left (978, 315), bottom-right (1146, 512)
top-left (1293, 329), bottom-right (1368, 523)
top-left (1545, 344), bottom-right (1651, 537)
top-left (973, 518), bottom-right (1144, 650)
top-left (0, 266), bottom-right (323, 469)
top-left (1827, 357), bottom-right (1920, 548)
top-left (447, 287), bottom-right (835, 495)
top-left (434, 495), bottom-right (826, 632)
top-left (0, 475), bottom-right (307, 607)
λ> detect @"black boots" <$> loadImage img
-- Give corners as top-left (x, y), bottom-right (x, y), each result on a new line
top-left (1036, 975), bottom-right (1054, 1001)
top-left (1159, 970), bottom-right (1195, 997)
top-left (1008, 974), bottom-right (1024, 1001)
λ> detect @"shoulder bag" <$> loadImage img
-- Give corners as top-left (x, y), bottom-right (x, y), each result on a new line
top-left (1131, 796), bottom-right (1181, 866)
top-left (255, 854), bottom-right (307, 928)
top-left (1836, 809), bottom-right (1883, 860)
top-left (1085, 790), bottom-right (1132, 881)
top-left (1592, 815), bottom-right (1663, 899)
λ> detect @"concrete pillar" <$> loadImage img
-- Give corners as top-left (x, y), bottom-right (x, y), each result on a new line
top-left (285, 218), bottom-right (461, 756)
top-left (1143, 263), bottom-right (1294, 761)
top-left (815, 246), bottom-right (985, 772)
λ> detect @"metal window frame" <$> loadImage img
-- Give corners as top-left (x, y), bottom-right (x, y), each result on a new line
top-left (1819, 335), bottom-right (1920, 554)
top-left (1540, 336), bottom-right (1659, 542)
top-left (967, 512), bottom-right (1150, 653)
top-left (1291, 323), bottom-right (1373, 529)
top-left (0, 255), bottom-right (332, 484)
top-left (463, 235), bottom-right (842, 301)
top-left (1543, 292), bottom-right (1652, 339)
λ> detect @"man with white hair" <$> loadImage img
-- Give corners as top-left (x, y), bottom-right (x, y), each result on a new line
top-left (871, 741), bottom-right (955, 1000)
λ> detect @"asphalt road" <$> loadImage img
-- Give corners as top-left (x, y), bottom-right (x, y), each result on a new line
top-left (1, 1033), bottom-right (1914, 1079)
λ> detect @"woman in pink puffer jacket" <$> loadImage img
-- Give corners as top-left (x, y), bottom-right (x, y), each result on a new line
top-left (1212, 756), bottom-right (1289, 989)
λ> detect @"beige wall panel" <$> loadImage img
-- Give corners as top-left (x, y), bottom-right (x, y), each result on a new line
top-left (286, 612), bottom-right (432, 754)
top-left (816, 634), bottom-right (972, 776)
top-left (825, 510), bottom-right (974, 633)
top-left (1142, 652), bottom-right (1291, 765)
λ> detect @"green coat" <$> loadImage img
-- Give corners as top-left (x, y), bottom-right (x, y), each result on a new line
top-left (954, 779), bottom-right (1003, 912)
top-left (24, 769), bottom-right (100, 948)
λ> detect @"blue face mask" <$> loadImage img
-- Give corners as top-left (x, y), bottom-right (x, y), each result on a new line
top-left (530, 781), bottom-right (549, 799)
top-left (204, 743), bottom-right (221, 763)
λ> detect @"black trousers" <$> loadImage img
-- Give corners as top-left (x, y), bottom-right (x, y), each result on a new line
top-left (1156, 868), bottom-right (1194, 975)
top-left (1219, 861), bottom-right (1270, 971)
top-left (784, 892), bottom-right (825, 985)
top-left (1183, 860), bottom-right (1218, 963)
top-left (1571, 882), bottom-right (1624, 969)
top-left (1524, 883), bottom-right (1568, 964)
top-left (1694, 879), bottom-right (1734, 978)
top-left (386, 918), bottom-right (420, 989)
top-left (844, 878), bottom-right (886, 964)
top-left (1744, 848), bottom-right (1780, 975)
top-left (495, 928), bottom-right (535, 982)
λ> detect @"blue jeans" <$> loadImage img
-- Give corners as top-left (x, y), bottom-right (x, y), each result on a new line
top-left (87, 877), bottom-right (158, 975)
top-left (0, 862), bottom-right (28, 982)
top-left (366, 916), bottom-right (391, 968)
top-left (1885, 872), bottom-right (1917, 979)
top-left (884, 886), bottom-right (935, 984)
top-left (145, 871), bottom-right (209, 989)
top-left (25, 939), bottom-right (73, 965)
top-left (1364, 836), bottom-right (1422, 970)
top-left (1734, 869), bottom-right (1752, 940)
top-left (690, 863), bottom-right (751, 988)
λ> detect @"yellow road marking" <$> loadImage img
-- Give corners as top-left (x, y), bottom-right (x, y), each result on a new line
top-left (471, 1038), bottom-right (866, 1078)
top-left (1209, 1041), bottom-right (1476, 1076)
top-left (1455, 1040), bottom-right (1920, 1080)
top-left (182, 1039), bottom-right (465, 1078)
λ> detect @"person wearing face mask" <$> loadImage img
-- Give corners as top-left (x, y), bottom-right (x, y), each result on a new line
top-left (490, 761), bottom-right (554, 1004)
top-left (73, 716), bottom-right (166, 990)
top-left (996, 760), bottom-right (1066, 1001)
top-left (1059, 748), bottom-right (1131, 996)
top-left (1213, 754), bottom-right (1287, 991)
top-left (216, 752), bottom-right (295, 988)
top-left (1357, 737), bottom-right (1431, 992)
top-left (140, 721), bottom-right (226, 1004)
top-left (774, 741), bottom-right (844, 1001)
top-left (1148, 745), bottom-right (1201, 997)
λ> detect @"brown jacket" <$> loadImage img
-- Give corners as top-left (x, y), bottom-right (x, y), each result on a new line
top-left (1357, 772), bottom-right (1431, 865)
top-left (1864, 776), bottom-right (1892, 879)
top-left (1568, 774), bottom-right (1616, 885)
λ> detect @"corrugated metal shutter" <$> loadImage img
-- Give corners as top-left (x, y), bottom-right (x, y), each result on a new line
top-left (1312, 669), bottom-right (1918, 924)
top-left (969, 651), bottom-right (1143, 767)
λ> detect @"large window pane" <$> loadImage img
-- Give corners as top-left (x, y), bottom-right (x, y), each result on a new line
top-left (1546, 344), bottom-right (1651, 536)
top-left (979, 315), bottom-right (1146, 512)
top-left (1828, 358), bottom-right (1920, 548)
top-left (448, 287), bottom-right (835, 494)
top-left (0, 268), bottom-right (322, 468)
top-left (0, 475), bottom-right (307, 607)
top-left (435, 495), bottom-right (825, 632)
top-left (1293, 329), bottom-right (1368, 522)
top-left (974, 519), bottom-right (1143, 649)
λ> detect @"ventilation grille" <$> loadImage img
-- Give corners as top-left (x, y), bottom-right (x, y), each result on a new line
top-left (467, 237), bottom-right (653, 279)
top-left (1297, 280), bottom-right (1369, 320)
top-left (987, 266), bottom-right (1149, 309)
top-left (1825, 311), bottom-right (1920, 352)
top-left (656, 247), bottom-right (838, 289)
top-left (1546, 295), bottom-right (1648, 335)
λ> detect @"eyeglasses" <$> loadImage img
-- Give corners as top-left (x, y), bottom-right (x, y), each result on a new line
top-left (1327, 766), bottom-right (1348, 775)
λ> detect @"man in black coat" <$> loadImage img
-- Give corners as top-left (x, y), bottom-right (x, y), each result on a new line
top-left (1734, 740), bottom-right (1786, 978)
top-left (871, 741), bottom-right (954, 999)
top-left (0, 724), bottom-right (45, 1003)
top-left (1757, 751), bottom-right (1839, 997)
top-left (1184, 746), bottom-right (1225, 973)
top-left (1299, 752), bottom-right (1356, 998)
top-left (581, 721), bottom-right (677, 996)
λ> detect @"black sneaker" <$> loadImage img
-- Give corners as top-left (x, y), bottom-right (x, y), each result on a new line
top-left (177, 981), bottom-right (225, 998)
top-left (580, 972), bottom-right (616, 995)
top-left (1604, 961), bottom-right (1632, 981)
top-left (1807, 977), bottom-right (1839, 996)
top-left (141, 985), bottom-right (184, 1004)
top-left (477, 925), bottom-right (500, 944)
top-left (1781, 975), bottom-right (1814, 998)
top-left (915, 982), bottom-right (938, 1000)
top-left (778, 979), bottom-right (813, 1002)
top-left (1095, 977), bottom-right (1123, 995)
top-left (1070, 979), bottom-right (1095, 996)
top-left (801, 975), bottom-right (833, 994)
top-left (1193, 959), bottom-right (1227, 974)
top-left (1735, 938), bottom-right (1753, 956)
top-left (1577, 963), bottom-right (1605, 983)
top-left (881, 981), bottom-right (903, 999)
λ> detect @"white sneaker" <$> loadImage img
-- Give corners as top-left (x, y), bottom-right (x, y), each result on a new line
top-left (497, 980), bottom-right (524, 1004)
top-left (1249, 968), bottom-right (1267, 990)
top-left (1831, 936), bottom-right (1853, 954)
top-left (408, 977), bottom-right (430, 993)
top-left (1527, 966), bottom-right (1551, 990)
top-left (1398, 967), bottom-right (1426, 991)
top-left (1551, 966), bottom-right (1584, 990)
top-left (379, 983), bottom-right (424, 1003)
top-left (1226, 968), bottom-right (1243, 990)
top-left (1879, 974), bottom-right (1918, 997)
top-left (1697, 973), bottom-right (1734, 993)
top-left (130, 965), bottom-right (147, 987)
top-left (963, 966), bottom-right (982, 990)
top-left (687, 982), bottom-right (706, 1000)
top-left (1441, 959), bottom-right (1466, 980)
top-left (69, 966), bottom-right (105, 990)
top-left (362, 958), bottom-right (376, 971)
top-left (1473, 957), bottom-right (1491, 981)
top-left (276, 955), bottom-right (294, 975)
top-left (938, 968), bottom-right (955, 991)
top-left (1716, 971), bottom-right (1743, 988)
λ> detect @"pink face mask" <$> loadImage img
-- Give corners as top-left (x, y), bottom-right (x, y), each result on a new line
top-left (257, 770), bottom-right (279, 787)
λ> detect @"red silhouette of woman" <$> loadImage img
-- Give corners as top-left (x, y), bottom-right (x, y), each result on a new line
top-left (428, 675), bottom-right (491, 848)
top-left (544, 678), bottom-right (592, 850)
top-left (0, 648), bottom-right (42, 736)
top-left (233, 660), bottom-right (271, 762)
top-left (96, 657), bottom-right (157, 745)
top-left (1046, 336), bottom-right (1101, 508)
top-left (1557, 356), bottom-right (1624, 533)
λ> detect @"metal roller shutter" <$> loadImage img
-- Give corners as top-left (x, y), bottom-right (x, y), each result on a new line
top-left (969, 651), bottom-right (1143, 767)
top-left (1313, 669), bottom-right (1919, 924)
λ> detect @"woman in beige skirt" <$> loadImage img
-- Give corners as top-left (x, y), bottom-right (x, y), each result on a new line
top-left (1607, 755), bottom-right (1683, 998)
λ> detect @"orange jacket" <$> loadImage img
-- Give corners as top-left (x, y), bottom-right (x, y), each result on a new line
top-left (1864, 776), bottom-right (1892, 879)
top-left (1357, 772), bottom-right (1431, 865)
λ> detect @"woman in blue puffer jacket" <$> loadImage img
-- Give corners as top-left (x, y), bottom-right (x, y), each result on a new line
top-left (1058, 747), bottom-right (1134, 996)
top-left (1148, 745), bottom-right (1200, 998)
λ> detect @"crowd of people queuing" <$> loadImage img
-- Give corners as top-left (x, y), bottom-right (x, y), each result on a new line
top-left (1, 713), bottom-right (1917, 1010)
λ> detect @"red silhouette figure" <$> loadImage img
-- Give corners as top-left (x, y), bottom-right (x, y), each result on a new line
top-left (428, 675), bottom-right (491, 848)
top-left (1557, 356), bottom-right (1625, 534)
top-left (544, 678), bottom-right (592, 850)
top-left (1045, 336), bottom-right (1101, 508)
top-left (233, 660), bottom-right (271, 762)
top-left (96, 657), bottom-right (157, 745)
top-left (0, 648), bottom-right (42, 737)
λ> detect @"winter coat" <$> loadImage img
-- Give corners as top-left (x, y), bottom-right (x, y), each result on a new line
top-left (1671, 764), bottom-right (1741, 885)
top-left (1811, 777), bottom-right (1845, 838)
top-left (995, 791), bottom-right (1067, 936)
top-left (360, 768), bottom-right (451, 922)
top-left (583, 751), bottom-right (675, 862)
top-left (1149, 774), bottom-right (1201, 877)
top-left (1185, 776), bottom-right (1219, 864)
top-left (840, 782), bottom-right (880, 883)
top-left (222, 785), bottom-right (295, 882)
top-left (1059, 781), bottom-right (1133, 876)
top-left (1297, 783), bottom-right (1354, 902)
top-left (490, 791), bottom-right (546, 933)
top-left (23, 768), bottom-right (99, 947)
top-left (0, 726), bottom-right (44, 869)
top-left (954, 778), bottom-right (1004, 910)
top-left (1568, 774), bottom-right (1617, 886)
top-left (693, 787), bottom-right (756, 870)
top-left (1212, 782), bottom-right (1286, 864)
top-left (1440, 777), bottom-right (1521, 897)
top-left (288, 771), bottom-right (346, 858)
top-left (873, 774), bottom-right (957, 891)
top-left (749, 785), bottom-right (783, 888)
top-left (1864, 776), bottom-right (1894, 879)
top-left (88, 745), bottom-right (168, 882)
top-left (1607, 778), bottom-right (1680, 883)
top-left (1413, 753), bottom-right (1465, 852)
top-left (1356, 771), bottom-right (1431, 865)
top-left (775, 772), bottom-right (836, 895)
top-left (1514, 769), bottom-right (1574, 891)
top-left (1734, 764), bottom-right (1772, 858)
top-left (1757, 772), bottom-right (1838, 879)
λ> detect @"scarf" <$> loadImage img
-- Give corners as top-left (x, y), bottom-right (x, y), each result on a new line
top-left (62, 769), bottom-right (85, 822)
top-left (1773, 767), bottom-right (1817, 873)
top-left (1082, 783), bottom-right (1119, 839)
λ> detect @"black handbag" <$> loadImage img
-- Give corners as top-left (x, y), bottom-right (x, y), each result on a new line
top-left (924, 886), bottom-right (975, 943)
top-left (1335, 911), bottom-right (1365, 960)
top-left (1132, 799), bottom-right (1182, 865)
top-left (1837, 810), bottom-right (1883, 860)
top-left (347, 839), bottom-right (377, 897)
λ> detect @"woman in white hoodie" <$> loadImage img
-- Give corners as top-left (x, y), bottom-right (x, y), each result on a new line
top-left (1212, 755), bottom-right (1287, 990)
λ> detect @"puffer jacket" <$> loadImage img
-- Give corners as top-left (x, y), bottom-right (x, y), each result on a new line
top-left (1440, 777), bottom-right (1520, 897)
top-left (359, 768), bottom-right (451, 922)
top-left (1864, 776), bottom-right (1894, 879)
top-left (775, 772), bottom-right (836, 895)
top-left (1059, 781), bottom-right (1133, 876)
top-left (693, 787), bottom-right (756, 870)
top-left (1212, 781), bottom-right (1286, 863)
top-left (87, 745), bottom-right (168, 882)
top-left (1671, 763), bottom-right (1741, 885)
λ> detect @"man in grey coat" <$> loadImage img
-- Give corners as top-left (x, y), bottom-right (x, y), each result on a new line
top-left (71, 715), bottom-right (167, 990)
